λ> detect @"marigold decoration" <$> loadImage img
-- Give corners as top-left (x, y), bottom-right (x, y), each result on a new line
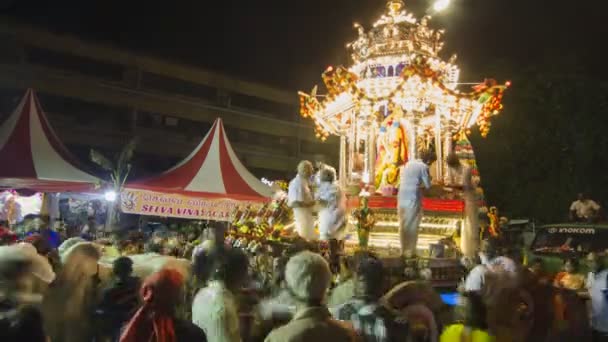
top-left (229, 196), bottom-right (293, 242)
top-left (297, 0), bottom-right (509, 188)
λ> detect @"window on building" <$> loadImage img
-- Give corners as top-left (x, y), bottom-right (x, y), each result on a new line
top-left (140, 72), bottom-right (217, 101)
top-left (36, 93), bottom-right (129, 128)
top-left (25, 47), bottom-right (124, 81)
top-left (230, 93), bottom-right (296, 119)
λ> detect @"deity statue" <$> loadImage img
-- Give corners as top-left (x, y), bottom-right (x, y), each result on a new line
top-left (375, 106), bottom-right (408, 193)
top-left (352, 191), bottom-right (375, 248)
top-left (0, 193), bottom-right (21, 227)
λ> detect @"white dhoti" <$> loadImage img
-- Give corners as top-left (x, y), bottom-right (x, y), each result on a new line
top-left (293, 207), bottom-right (316, 240)
top-left (398, 200), bottom-right (423, 256)
top-left (461, 193), bottom-right (479, 257)
top-left (318, 207), bottom-right (346, 241)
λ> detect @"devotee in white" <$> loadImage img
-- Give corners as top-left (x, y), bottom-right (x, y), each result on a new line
top-left (315, 166), bottom-right (347, 241)
top-left (447, 154), bottom-right (478, 258)
top-left (464, 241), bottom-right (517, 292)
top-left (397, 151), bottom-right (432, 257)
top-left (586, 253), bottom-right (608, 339)
top-left (570, 193), bottom-right (601, 222)
top-left (288, 161), bottom-right (316, 240)
top-left (192, 249), bottom-right (247, 342)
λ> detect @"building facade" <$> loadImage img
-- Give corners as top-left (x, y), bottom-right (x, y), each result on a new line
top-left (0, 20), bottom-right (338, 180)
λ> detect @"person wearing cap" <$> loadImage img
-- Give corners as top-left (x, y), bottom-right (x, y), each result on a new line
top-left (0, 244), bottom-right (50, 341)
top-left (288, 160), bottom-right (317, 241)
top-left (331, 254), bottom-right (409, 342)
top-left (265, 251), bottom-right (359, 342)
top-left (193, 248), bottom-right (248, 342)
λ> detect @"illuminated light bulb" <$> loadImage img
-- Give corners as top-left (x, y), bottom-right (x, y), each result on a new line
top-left (104, 190), bottom-right (117, 202)
top-left (433, 0), bottom-right (451, 12)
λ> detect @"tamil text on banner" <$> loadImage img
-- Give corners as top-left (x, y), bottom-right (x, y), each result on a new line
top-left (120, 189), bottom-right (249, 221)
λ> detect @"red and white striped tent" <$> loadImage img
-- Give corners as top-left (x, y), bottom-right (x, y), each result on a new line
top-left (127, 118), bottom-right (271, 200)
top-left (0, 89), bottom-right (99, 192)
top-left (122, 118), bottom-right (270, 221)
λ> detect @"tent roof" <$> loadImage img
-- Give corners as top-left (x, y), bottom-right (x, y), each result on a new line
top-left (127, 118), bottom-right (271, 201)
top-left (0, 89), bottom-right (99, 192)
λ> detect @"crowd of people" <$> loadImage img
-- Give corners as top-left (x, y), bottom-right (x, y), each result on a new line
top-left (1, 213), bottom-right (608, 342)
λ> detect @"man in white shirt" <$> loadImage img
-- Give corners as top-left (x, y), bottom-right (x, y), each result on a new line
top-left (397, 150), bottom-right (433, 257)
top-left (586, 252), bottom-right (608, 341)
top-left (192, 249), bottom-right (248, 342)
top-left (570, 193), bottom-right (601, 222)
top-left (446, 154), bottom-right (478, 258)
top-left (288, 161), bottom-right (316, 240)
top-left (464, 240), bottom-right (517, 292)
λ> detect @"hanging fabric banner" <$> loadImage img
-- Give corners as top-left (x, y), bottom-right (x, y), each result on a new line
top-left (120, 189), bottom-right (250, 221)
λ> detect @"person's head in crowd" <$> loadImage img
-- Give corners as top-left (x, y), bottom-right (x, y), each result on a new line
top-left (419, 148), bottom-right (436, 165)
top-left (479, 239), bottom-right (497, 262)
top-left (113, 256), bottom-right (135, 281)
top-left (462, 291), bottom-right (489, 331)
top-left (461, 254), bottom-right (481, 272)
top-left (319, 167), bottom-right (336, 183)
top-left (284, 251), bottom-right (331, 307)
top-left (587, 252), bottom-right (604, 273)
top-left (0, 226), bottom-right (17, 245)
top-left (353, 254), bottom-right (385, 301)
top-left (60, 242), bottom-right (101, 281)
top-left (211, 248), bottom-right (249, 291)
top-left (446, 153), bottom-right (461, 169)
top-left (144, 239), bottom-right (163, 254)
top-left (506, 248), bottom-right (523, 265)
top-left (205, 222), bottom-right (227, 249)
top-left (297, 160), bottom-right (314, 179)
top-left (272, 241), bottom-right (318, 291)
top-left (87, 216), bottom-right (96, 227)
top-left (577, 192), bottom-right (587, 202)
top-left (58, 237), bottom-right (86, 259)
top-left (0, 243), bottom-right (56, 300)
top-left (0, 245), bottom-right (36, 297)
top-left (338, 255), bottom-right (356, 282)
top-left (192, 244), bottom-right (216, 285)
top-left (120, 269), bottom-right (185, 342)
top-left (24, 233), bottom-right (53, 256)
top-left (38, 215), bottom-right (50, 231)
top-left (529, 258), bottom-right (544, 275)
top-left (563, 257), bottom-right (579, 274)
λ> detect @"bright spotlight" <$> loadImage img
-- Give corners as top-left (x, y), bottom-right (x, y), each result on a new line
top-left (104, 190), bottom-right (117, 202)
top-left (433, 0), bottom-right (451, 12)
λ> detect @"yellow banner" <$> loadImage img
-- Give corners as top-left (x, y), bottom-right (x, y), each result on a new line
top-left (120, 189), bottom-right (249, 222)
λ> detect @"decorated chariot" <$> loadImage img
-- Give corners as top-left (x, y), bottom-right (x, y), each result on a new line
top-left (227, 0), bottom-right (508, 287)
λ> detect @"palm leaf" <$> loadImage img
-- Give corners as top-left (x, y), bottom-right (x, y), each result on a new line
top-left (90, 149), bottom-right (114, 171)
top-left (117, 137), bottom-right (139, 173)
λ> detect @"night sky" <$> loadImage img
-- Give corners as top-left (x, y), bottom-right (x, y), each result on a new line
top-left (3, 0), bottom-right (608, 219)
top-left (3, 0), bottom-right (608, 90)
